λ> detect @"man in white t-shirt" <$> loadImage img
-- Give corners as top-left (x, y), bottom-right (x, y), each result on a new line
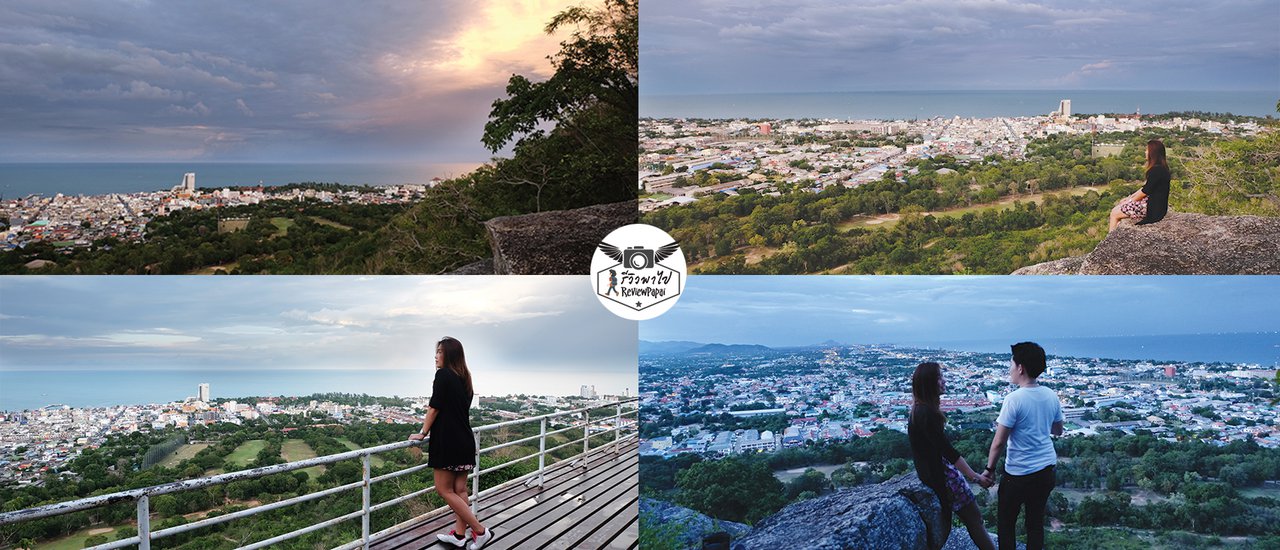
top-left (982, 342), bottom-right (1064, 550)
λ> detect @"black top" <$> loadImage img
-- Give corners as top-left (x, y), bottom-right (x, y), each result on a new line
top-left (427, 367), bottom-right (476, 468)
top-left (908, 406), bottom-right (961, 503)
top-left (1136, 165), bottom-right (1171, 225)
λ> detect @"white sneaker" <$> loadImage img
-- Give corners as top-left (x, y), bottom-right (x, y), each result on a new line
top-left (436, 528), bottom-right (470, 548)
top-left (468, 527), bottom-right (494, 550)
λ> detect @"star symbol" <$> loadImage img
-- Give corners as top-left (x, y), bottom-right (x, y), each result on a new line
top-left (636, 302), bottom-right (643, 308)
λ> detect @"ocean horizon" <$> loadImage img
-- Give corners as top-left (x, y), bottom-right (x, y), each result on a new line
top-left (640, 89), bottom-right (1278, 120)
top-left (0, 161), bottom-right (484, 199)
top-left (0, 368), bottom-right (637, 412)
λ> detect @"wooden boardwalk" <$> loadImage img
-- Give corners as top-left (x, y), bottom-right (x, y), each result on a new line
top-left (372, 439), bottom-right (638, 550)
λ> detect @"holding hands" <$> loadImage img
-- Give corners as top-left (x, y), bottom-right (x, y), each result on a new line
top-left (973, 467), bottom-right (996, 488)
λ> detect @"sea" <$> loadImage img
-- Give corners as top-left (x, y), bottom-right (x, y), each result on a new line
top-left (0, 368), bottom-right (638, 412)
top-left (640, 90), bottom-right (1278, 120)
top-left (0, 162), bottom-right (483, 199)
top-left (908, 332), bottom-right (1280, 367)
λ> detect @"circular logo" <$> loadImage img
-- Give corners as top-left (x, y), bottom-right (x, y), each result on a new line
top-left (591, 224), bottom-right (686, 320)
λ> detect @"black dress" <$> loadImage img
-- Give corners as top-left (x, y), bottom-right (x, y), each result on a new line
top-left (1136, 165), bottom-right (1171, 225)
top-left (427, 367), bottom-right (476, 469)
top-left (908, 406), bottom-right (961, 505)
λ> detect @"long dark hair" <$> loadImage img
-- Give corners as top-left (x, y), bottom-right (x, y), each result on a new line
top-left (1145, 139), bottom-right (1168, 173)
top-left (911, 362), bottom-right (944, 422)
top-left (438, 337), bottom-right (474, 396)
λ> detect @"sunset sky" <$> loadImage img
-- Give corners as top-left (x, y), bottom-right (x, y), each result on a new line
top-left (0, 1), bottom-right (575, 162)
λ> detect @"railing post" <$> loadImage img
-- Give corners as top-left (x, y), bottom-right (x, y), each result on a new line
top-left (361, 454), bottom-right (371, 549)
top-left (136, 495), bottom-right (150, 550)
top-left (538, 417), bottom-right (547, 487)
top-left (582, 411), bottom-right (590, 471)
top-left (470, 432), bottom-right (480, 515)
top-left (615, 403), bottom-right (622, 448)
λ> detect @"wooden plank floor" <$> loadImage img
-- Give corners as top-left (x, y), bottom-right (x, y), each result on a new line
top-left (372, 438), bottom-right (638, 550)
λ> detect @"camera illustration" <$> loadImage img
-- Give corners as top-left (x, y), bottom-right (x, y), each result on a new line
top-left (623, 246), bottom-right (655, 270)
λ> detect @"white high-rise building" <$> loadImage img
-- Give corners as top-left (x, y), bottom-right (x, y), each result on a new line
top-left (198, 383), bottom-right (210, 402)
top-left (1058, 99), bottom-right (1072, 117)
top-left (580, 385), bottom-right (598, 399)
top-left (183, 172), bottom-right (196, 192)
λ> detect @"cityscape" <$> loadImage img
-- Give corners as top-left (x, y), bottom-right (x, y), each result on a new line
top-left (638, 344), bottom-right (1280, 459)
top-left (0, 173), bottom-right (435, 254)
top-left (0, 382), bottom-right (630, 487)
top-left (639, 102), bottom-right (1267, 211)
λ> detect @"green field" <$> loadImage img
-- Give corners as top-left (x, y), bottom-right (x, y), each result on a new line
top-left (34, 526), bottom-right (125, 550)
top-left (281, 439), bottom-right (327, 478)
top-left (269, 217), bottom-right (295, 237)
top-left (225, 439), bottom-right (268, 468)
top-left (311, 216), bottom-right (352, 230)
top-left (157, 443), bottom-right (210, 469)
top-left (835, 186), bottom-right (1103, 232)
top-left (337, 437), bottom-right (385, 468)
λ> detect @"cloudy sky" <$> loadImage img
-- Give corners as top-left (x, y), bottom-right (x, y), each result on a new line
top-left (0, 1), bottom-right (573, 162)
top-left (0, 277), bottom-right (637, 395)
top-left (641, 0), bottom-right (1280, 95)
top-left (642, 276), bottom-right (1280, 352)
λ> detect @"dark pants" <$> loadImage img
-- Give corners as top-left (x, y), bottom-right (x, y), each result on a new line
top-left (997, 465), bottom-right (1054, 550)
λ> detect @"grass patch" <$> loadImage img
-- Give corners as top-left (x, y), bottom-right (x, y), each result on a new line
top-left (835, 186), bottom-right (1103, 232)
top-left (157, 443), bottom-right (210, 469)
top-left (225, 439), bottom-right (268, 468)
top-left (33, 525), bottom-right (126, 550)
top-left (336, 437), bottom-right (385, 468)
top-left (310, 216), bottom-right (352, 230)
top-left (269, 217), bottom-right (295, 237)
top-left (281, 439), bottom-right (326, 478)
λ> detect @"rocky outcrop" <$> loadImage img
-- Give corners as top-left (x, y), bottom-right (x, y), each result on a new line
top-left (736, 473), bottom-right (947, 550)
top-left (1014, 212), bottom-right (1280, 275)
top-left (647, 476), bottom-right (1022, 550)
top-left (483, 200), bottom-right (637, 274)
top-left (640, 497), bottom-right (750, 548)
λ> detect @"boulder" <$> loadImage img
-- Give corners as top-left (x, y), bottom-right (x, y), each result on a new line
top-left (639, 497), bottom-right (750, 548)
top-left (735, 473), bottom-right (947, 550)
top-left (1014, 212), bottom-right (1280, 275)
top-left (483, 200), bottom-right (637, 275)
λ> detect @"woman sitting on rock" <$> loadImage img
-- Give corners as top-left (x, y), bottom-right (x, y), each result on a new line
top-left (908, 362), bottom-right (996, 550)
top-left (1109, 139), bottom-right (1171, 232)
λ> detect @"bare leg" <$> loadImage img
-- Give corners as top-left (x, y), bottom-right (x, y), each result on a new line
top-left (957, 500), bottom-right (996, 550)
top-left (453, 473), bottom-right (470, 534)
top-left (1108, 202), bottom-right (1132, 232)
top-left (435, 469), bottom-right (485, 535)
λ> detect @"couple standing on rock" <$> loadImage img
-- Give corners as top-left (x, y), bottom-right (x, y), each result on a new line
top-left (909, 342), bottom-right (1064, 550)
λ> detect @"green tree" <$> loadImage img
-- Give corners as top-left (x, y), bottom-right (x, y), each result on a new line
top-left (675, 457), bottom-right (785, 524)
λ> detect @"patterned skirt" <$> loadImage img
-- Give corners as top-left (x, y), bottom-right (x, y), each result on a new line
top-left (942, 459), bottom-right (976, 512)
top-left (437, 463), bottom-right (474, 473)
top-left (1119, 198), bottom-right (1148, 220)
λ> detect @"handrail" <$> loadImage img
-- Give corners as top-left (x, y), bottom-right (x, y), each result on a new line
top-left (0, 398), bottom-right (638, 550)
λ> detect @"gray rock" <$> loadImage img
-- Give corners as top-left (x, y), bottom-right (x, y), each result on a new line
top-left (1013, 212), bottom-right (1280, 274)
top-left (484, 200), bottom-right (637, 274)
top-left (735, 473), bottom-right (947, 550)
top-left (640, 497), bottom-right (751, 549)
top-left (1010, 255), bottom-right (1084, 275)
top-left (448, 259), bottom-right (494, 275)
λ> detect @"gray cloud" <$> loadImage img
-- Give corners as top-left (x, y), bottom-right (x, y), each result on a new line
top-left (0, 1), bottom-right (569, 161)
top-left (641, 0), bottom-right (1279, 94)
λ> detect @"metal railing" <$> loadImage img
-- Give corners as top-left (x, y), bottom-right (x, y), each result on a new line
top-left (0, 398), bottom-right (638, 550)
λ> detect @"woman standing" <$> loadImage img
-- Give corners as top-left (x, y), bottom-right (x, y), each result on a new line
top-left (408, 337), bottom-right (494, 549)
top-left (1109, 139), bottom-right (1172, 231)
top-left (908, 362), bottom-right (996, 550)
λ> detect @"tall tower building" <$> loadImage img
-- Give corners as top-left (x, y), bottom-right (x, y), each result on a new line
top-left (198, 383), bottom-right (210, 402)
top-left (183, 173), bottom-right (196, 192)
top-left (1058, 99), bottom-right (1071, 117)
